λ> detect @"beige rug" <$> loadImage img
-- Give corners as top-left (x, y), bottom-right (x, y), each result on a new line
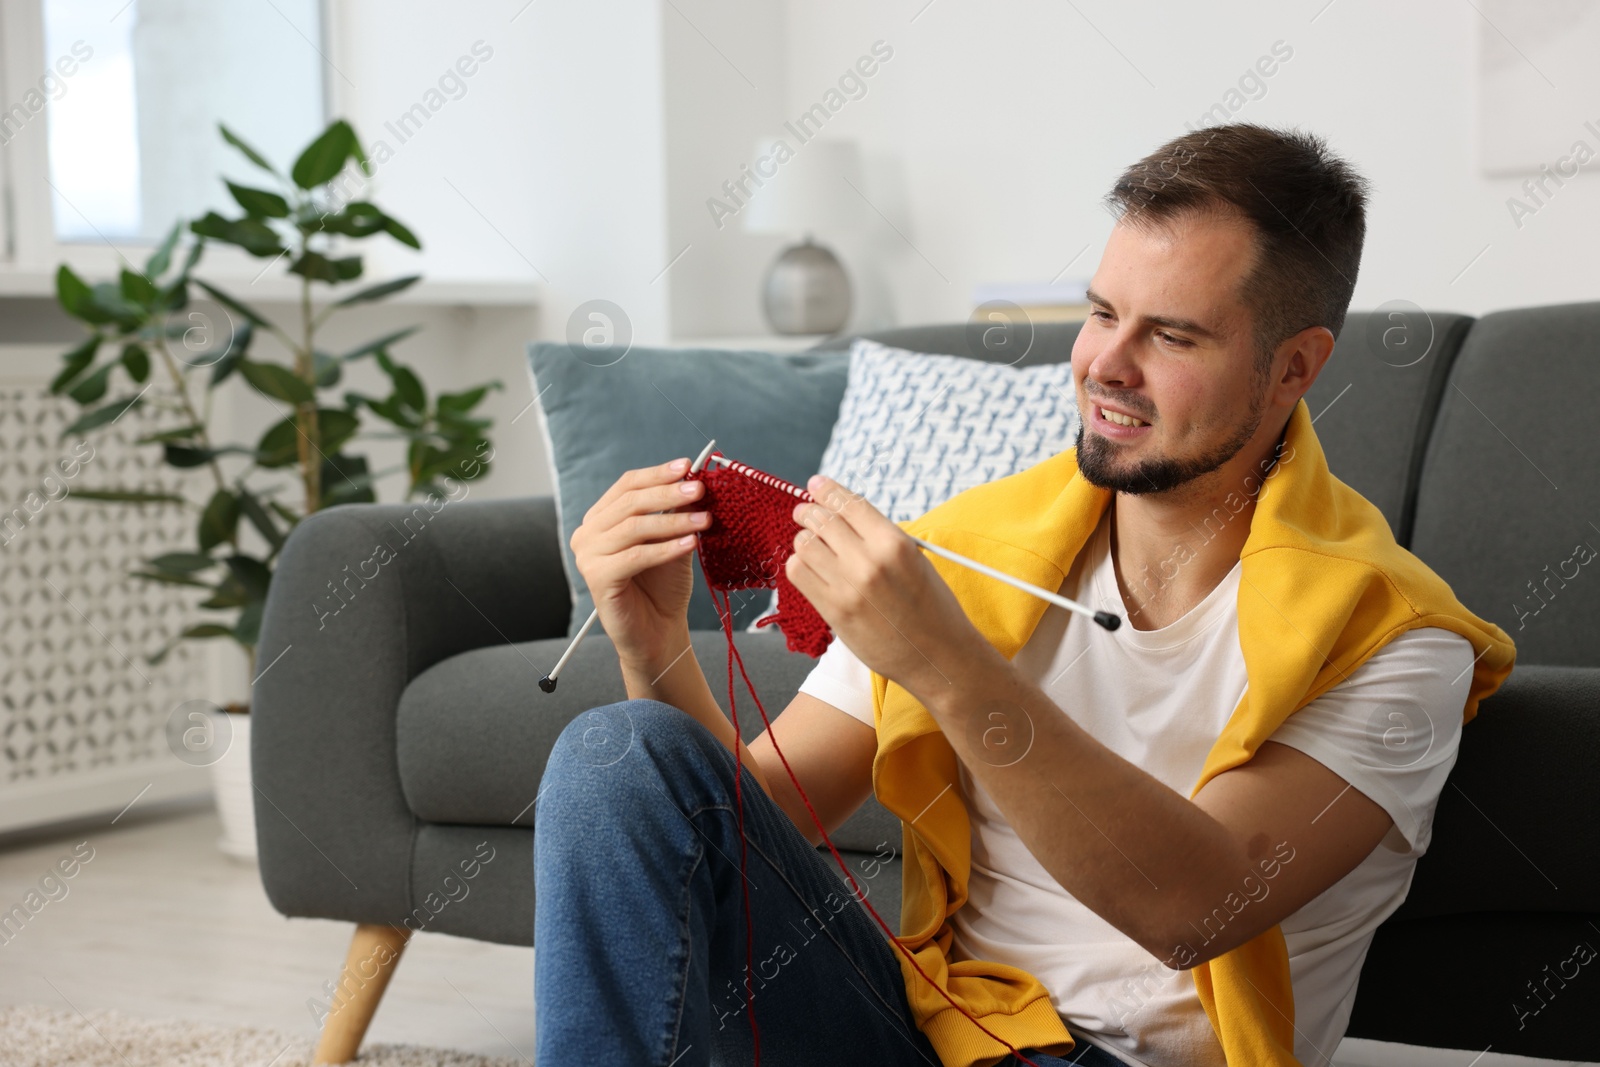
top-left (0, 1006), bottom-right (525, 1067)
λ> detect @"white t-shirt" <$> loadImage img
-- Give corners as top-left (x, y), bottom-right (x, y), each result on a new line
top-left (797, 511), bottom-right (1475, 1067)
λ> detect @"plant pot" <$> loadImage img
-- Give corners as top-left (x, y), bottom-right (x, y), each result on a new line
top-left (209, 704), bottom-right (257, 862)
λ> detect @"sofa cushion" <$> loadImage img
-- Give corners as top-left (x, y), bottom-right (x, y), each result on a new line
top-left (527, 341), bottom-right (849, 636)
top-left (1409, 302), bottom-right (1600, 666)
top-left (1344, 663), bottom-right (1600, 1057)
top-left (1347, 910), bottom-right (1600, 1060)
top-left (395, 629), bottom-right (903, 856)
top-left (1388, 664), bottom-right (1600, 921)
top-left (814, 321), bottom-right (1083, 364)
top-left (750, 337), bottom-right (1081, 627)
top-left (817, 338), bottom-right (1081, 522)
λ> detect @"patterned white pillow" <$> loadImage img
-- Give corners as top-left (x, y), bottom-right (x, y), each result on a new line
top-left (749, 337), bottom-right (1082, 629)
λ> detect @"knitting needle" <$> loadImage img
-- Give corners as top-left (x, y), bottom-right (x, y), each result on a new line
top-left (702, 454), bottom-right (1121, 632)
top-left (539, 439), bottom-right (719, 693)
top-left (909, 537), bottom-right (1121, 631)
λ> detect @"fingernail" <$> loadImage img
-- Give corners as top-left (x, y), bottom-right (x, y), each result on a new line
top-left (680, 482), bottom-right (699, 494)
top-left (808, 474), bottom-right (825, 490)
top-left (678, 534), bottom-right (696, 545)
top-left (669, 458), bottom-right (688, 471)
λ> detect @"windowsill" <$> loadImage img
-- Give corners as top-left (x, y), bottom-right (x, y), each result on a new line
top-left (0, 268), bottom-right (540, 308)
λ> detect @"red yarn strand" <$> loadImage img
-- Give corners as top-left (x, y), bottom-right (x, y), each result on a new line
top-left (691, 455), bottom-right (1042, 1067)
top-left (716, 586), bottom-right (761, 1061)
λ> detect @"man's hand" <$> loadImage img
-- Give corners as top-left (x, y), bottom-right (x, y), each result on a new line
top-left (570, 457), bottom-right (708, 675)
top-left (785, 474), bottom-right (1000, 701)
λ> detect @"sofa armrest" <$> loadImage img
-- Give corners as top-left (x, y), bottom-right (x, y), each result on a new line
top-left (252, 494), bottom-right (568, 924)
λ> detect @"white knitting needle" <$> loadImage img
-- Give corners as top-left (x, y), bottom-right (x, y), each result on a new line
top-left (701, 454), bottom-right (1120, 632)
top-left (539, 438), bottom-right (720, 692)
top-left (909, 536), bottom-right (1121, 631)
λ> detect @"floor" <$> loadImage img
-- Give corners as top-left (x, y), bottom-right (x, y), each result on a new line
top-left (0, 800), bottom-right (1585, 1066)
top-left (0, 799), bottom-right (536, 1060)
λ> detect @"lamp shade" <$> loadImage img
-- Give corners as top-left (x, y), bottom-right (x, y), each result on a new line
top-left (742, 137), bottom-right (863, 236)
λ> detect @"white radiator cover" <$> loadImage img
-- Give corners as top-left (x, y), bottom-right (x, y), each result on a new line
top-left (0, 345), bottom-right (215, 832)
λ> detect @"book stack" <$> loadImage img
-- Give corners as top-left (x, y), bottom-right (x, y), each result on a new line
top-left (970, 281), bottom-right (1092, 323)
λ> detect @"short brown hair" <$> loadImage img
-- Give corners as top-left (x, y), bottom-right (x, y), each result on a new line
top-left (1105, 124), bottom-right (1369, 361)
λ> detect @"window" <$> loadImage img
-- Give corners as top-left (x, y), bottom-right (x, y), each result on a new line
top-left (13, 0), bottom-right (327, 250)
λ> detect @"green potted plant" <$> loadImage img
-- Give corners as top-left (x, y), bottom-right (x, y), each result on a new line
top-left (49, 119), bottom-right (502, 858)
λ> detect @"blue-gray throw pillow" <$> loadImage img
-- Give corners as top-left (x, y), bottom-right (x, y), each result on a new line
top-left (527, 342), bottom-right (850, 636)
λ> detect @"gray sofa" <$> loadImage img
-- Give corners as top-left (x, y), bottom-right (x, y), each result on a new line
top-left (254, 307), bottom-right (1600, 1062)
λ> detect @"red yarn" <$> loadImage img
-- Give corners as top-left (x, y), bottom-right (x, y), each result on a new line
top-left (688, 453), bottom-right (1042, 1067)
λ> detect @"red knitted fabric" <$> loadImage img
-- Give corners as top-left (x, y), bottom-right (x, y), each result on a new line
top-left (687, 452), bottom-right (833, 658)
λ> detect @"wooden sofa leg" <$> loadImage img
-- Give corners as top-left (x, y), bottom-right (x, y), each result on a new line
top-left (313, 923), bottom-right (414, 1064)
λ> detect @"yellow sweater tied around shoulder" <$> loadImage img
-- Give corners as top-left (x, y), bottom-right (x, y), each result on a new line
top-left (868, 400), bottom-right (1515, 1067)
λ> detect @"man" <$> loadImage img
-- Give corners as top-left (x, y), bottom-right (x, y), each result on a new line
top-left (536, 124), bottom-right (1514, 1067)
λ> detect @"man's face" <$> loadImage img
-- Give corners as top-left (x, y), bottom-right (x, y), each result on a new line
top-left (1072, 210), bottom-right (1274, 496)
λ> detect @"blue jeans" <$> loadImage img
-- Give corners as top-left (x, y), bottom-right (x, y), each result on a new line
top-left (534, 699), bottom-right (1128, 1067)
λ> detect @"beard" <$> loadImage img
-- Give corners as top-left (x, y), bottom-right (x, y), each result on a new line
top-left (1075, 390), bottom-right (1267, 495)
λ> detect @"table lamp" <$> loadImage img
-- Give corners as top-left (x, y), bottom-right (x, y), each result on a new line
top-left (742, 137), bottom-right (862, 335)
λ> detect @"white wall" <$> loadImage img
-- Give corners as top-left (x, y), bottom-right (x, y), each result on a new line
top-left (661, 0), bottom-right (790, 338)
top-left (331, 0), bottom-right (672, 343)
top-left (302, 0), bottom-right (678, 525)
top-left (758, 0), bottom-right (1600, 324)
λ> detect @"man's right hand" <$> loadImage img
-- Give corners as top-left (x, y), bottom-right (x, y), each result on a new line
top-left (570, 457), bottom-right (710, 672)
